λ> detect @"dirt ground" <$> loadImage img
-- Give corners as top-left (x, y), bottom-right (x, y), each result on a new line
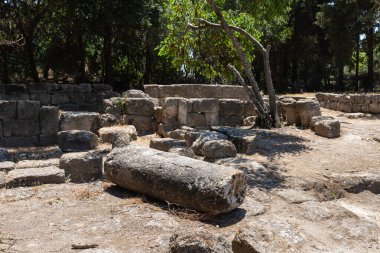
top-left (1, 108), bottom-right (379, 253)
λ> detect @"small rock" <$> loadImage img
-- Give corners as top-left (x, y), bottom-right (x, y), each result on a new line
top-left (0, 161), bottom-right (15, 172)
top-left (5, 166), bottom-right (65, 188)
top-left (60, 151), bottom-right (103, 183)
top-left (312, 117), bottom-right (340, 138)
top-left (169, 231), bottom-right (231, 253)
top-left (57, 130), bottom-right (99, 152)
top-left (149, 138), bottom-right (187, 152)
top-left (201, 140), bottom-right (237, 158)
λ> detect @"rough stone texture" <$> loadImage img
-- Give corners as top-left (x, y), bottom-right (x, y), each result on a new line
top-left (100, 113), bottom-right (121, 128)
top-left (295, 99), bottom-right (321, 127)
top-left (0, 161), bottom-right (15, 172)
top-left (125, 115), bottom-right (154, 132)
top-left (104, 145), bottom-right (246, 215)
top-left (60, 111), bottom-right (101, 133)
top-left (162, 98), bottom-right (182, 129)
top-left (310, 116), bottom-right (335, 130)
top-left (124, 98), bottom-right (155, 115)
top-left (243, 116), bottom-right (256, 126)
top-left (279, 98), bottom-right (297, 125)
top-left (4, 166), bottom-right (65, 188)
top-left (205, 112), bottom-right (219, 126)
top-left (243, 102), bottom-right (258, 117)
top-left (185, 113), bottom-right (207, 127)
top-left (40, 134), bottom-right (58, 146)
top-left (111, 132), bottom-right (131, 148)
top-left (276, 189), bottom-right (317, 204)
top-left (219, 115), bottom-right (244, 127)
top-left (57, 130), bottom-right (99, 152)
top-left (201, 140), bottom-right (237, 158)
top-left (191, 98), bottom-right (219, 112)
top-left (0, 171), bottom-right (5, 187)
top-left (122, 89), bottom-right (150, 98)
top-left (40, 106), bottom-right (59, 135)
top-left (0, 101), bottom-right (16, 119)
top-left (149, 138), bottom-right (187, 152)
top-left (15, 159), bottom-right (59, 169)
top-left (313, 118), bottom-right (341, 138)
top-left (99, 126), bottom-right (136, 143)
top-left (327, 171), bottom-right (380, 194)
top-left (0, 148), bottom-right (9, 161)
top-left (17, 100), bottom-right (40, 120)
top-left (191, 132), bottom-right (229, 155)
top-left (154, 107), bottom-right (163, 123)
top-left (168, 147), bottom-right (196, 159)
top-left (6, 146), bottom-right (63, 161)
top-left (219, 99), bottom-right (244, 115)
top-left (60, 152), bottom-right (103, 183)
top-left (169, 231), bottom-right (230, 253)
top-left (232, 219), bottom-right (306, 253)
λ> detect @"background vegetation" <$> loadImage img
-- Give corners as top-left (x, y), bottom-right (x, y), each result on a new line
top-left (0, 0), bottom-right (379, 93)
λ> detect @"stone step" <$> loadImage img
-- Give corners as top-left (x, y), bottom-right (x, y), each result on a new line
top-left (6, 146), bottom-right (62, 161)
top-left (2, 166), bottom-right (65, 188)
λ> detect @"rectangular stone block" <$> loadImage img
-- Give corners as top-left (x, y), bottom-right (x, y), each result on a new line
top-left (190, 84), bottom-right (206, 98)
top-left (205, 112), bottom-right (219, 126)
top-left (219, 115), bottom-right (244, 127)
top-left (361, 104), bottom-right (370, 113)
top-left (12, 119), bottom-right (40, 136)
top-left (144, 84), bottom-right (159, 98)
top-left (371, 95), bottom-right (380, 103)
top-left (40, 106), bottom-right (59, 135)
top-left (17, 100), bottom-right (40, 119)
top-left (337, 103), bottom-right (352, 113)
top-left (191, 98), bottom-right (218, 112)
top-left (154, 107), bottom-right (163, 123)
top-left (162, 97), bottom-right (182, 127)
top-left (40, 134), bottom-right (58, 146)
top-left (60, 104), bottom-right (79, 111)
top-left (27, 83), bottom-right (50, 93)
top-left (30, 93), bottom-right (51, 105)
top-left (158, 85), bottom-right (174, 98)
top-left (219, 99), bottom-right (244, 115)
top-left (0, 136), bottom-right (39, 147)
top-left (126, 115), bottom-right (154, 132)
top-left (6, 92), bottom-right (30, 101)
top-left (0, 101), bottom-right (16, 119)
top-left (204, 85), bottom-right (223, 98)
top-left (173, 84), bottom-right (189, 98)
top-left (186, 113), bottom-right (206, 127)
top-left (69, 93), bottom-right (85, 103)
top-left (5, 83), bottom-right (27, 93)
top-left (125, 98), bottom-right (155, 115)
top-left (51, 93), bottom-right (69, 105)
top-left (351, 103), bottom-right (362, 113)
top-left (178, 100), bottom-right (192, 125)
top-left (243, 102), bottom-right (258, 116)
top-left (350, 94), bottom-right (365, 104)
top-left (79, 83), bottom-right (92, 93)
top-left (93, 84), bottom-right (113, 92)
top-left (222, 86), bottom-right (236, 99)
top-left (369, 103), bottom-right (380, 114)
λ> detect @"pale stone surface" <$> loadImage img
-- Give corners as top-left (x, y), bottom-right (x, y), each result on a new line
top-left (219, 99), bottom-right (244, 115)
top-left (0, 161), bottom-right (15, 172)
top-left (201, 140), bottom-right (237, 158)
top-left (279, 98), bottom-right (297, 125)
top-left (15, 159), bottom-right (59, 169)
top-left (60, 111), bottom-right (101, 133)
top-left (276, 188), bottom-right (317, 204)
top-left (295, 99), bottom-right (321, 127)
top-left (125, 115), bottom-right (154, 132)
top-left (122, 89), bottom-right (150, 98)
top-left (60, 152), bottom-right (103, 183)
top-left (191, 132), bottom-right (229, 155)
top-left (124, 98), bottom-right (155, 115)
top-left (191, 98), bottom-right (219, 113)
top-left (313, 118), bottom-right (340, 138)
top-left (111, 132), bottom-right (131, 148)
top-left (104, 145), bottom-right (246, 214)
top-left (99, 126), bottom-right (136, 143)
top-left (5, 166), bottom-right (65, 188)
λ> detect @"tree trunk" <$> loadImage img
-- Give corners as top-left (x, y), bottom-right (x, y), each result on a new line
top-left (337, 64), bottom-right (344, 91)
top-left (78, 33), bottom-right (86, 83)
top-left (103, 24), bottom-right (113, 85)
top-left (25, 37), bottom-right (39, 83)
top-left (355, 31), bottom-right (360, 91)
top-left (366, 25), bottom-right (374, 91)
top-left (263, 50), bottom-right (280, 126)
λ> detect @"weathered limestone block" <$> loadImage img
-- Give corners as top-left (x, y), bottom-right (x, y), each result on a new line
top-left (0, 161), bottom-right (15, 172)
top-left (219, 115), bottom-right (244, 127)
top-left (51, 93), bottom-right (69, 105)
top-left (5, 166), bottom-right (65, 188)
top-left (92, 84), bottom-right (112, 92)
top-left (369, 103), bottom-right (380, 114)
top-left (149, 138), bottom-right (187, 152)
top-left (111, 131), bottom-right (131, 148)
top-left (162, 98), bottom-right (183, 129)
top-left (0, 136), bottom-right (39, 147)
top-left (11, 119), bottom-right (40, 136)
top-left (173, 84), bottom-right (189, 98)
top-left (0, 101), bottom-right (16, 119)
top-left (169, 231), bottom-right (230, 253)
top-left (125, 115), bottom-right (154, 132)
top-left (279, 98), bottom-right (297, 125)
top-left (371, 95), bottom-right (380, 103)
top-left (310, 116), bottom-right (334, 130)
top-left (16, 159), bottom-right (59, 169)
top-left (102, 97), bottom-right (124, 115)
top-left (60, 151), bottom-right (103, 183)
top-left (351, 103), bottom-right (362, 113)
top-left (337, 102), bottom-right (352, 113)
top-left (205, 112), bottom-right (219, 126)
top-left (158, 85), bottom-right (175, 98)
top-left (178, 100), bottom-right (192, 125)
top-left (144, 84), bottom-right (159, 98)
top-left (99, 126), bottom-right (137, 143)
top-left (168, 147), bottom-right (196, 159)
top-left (201, 140), bottom-right (237, 158)
top-left (122, 89), bottom-right (150, 98)
top-left (125, 98), bottom-right (155, 115)
top-left (40, 134), bottom-right (58, 146)
top-left (295, 99), bottom-right (321, 127)
top-left (30, 93), bottom-right (51, 105)
top-left (350, 94), bottom-right (365, 104)
top-left (6, 92), bottom-right (30, 101)
top-left (221, 86), bottom-right (236, 99)
top-left (189, 84), bottom-right (207, 98)
top-left (27, 83), bottom-right (51, 93)
top-left (191, 98), bottom-right (219, 113)
top-left (312, 117), bottom-right (340, 138)
top-left (60, 111), bottom-right (101, 133)
top-left (186, 113), bottom-right (207, 127)
top-left (219, 99), bottom-right (244, 115)
top-left (154, 107), bottom-right (163, 123)
top-left (100, 113), bottom-right (121, 127)
top-left (361, 104), bottom-right (370, 113)
top-left (79, 83), bottom-right (92, 93)
top-left (243, 102), bottom-right (258, 117)
top-left (57, 130), bottom-right (99, 152)
top-left (104, 145), bottom-right (246, 214)
top-left (40, 106), bottom-right (59, 135)
top-left (0, 171), bottom-right (5, 188)
top-left (191, 132), bottom-right (228, 155)
top-left (69, 93), bottom-right (85, 104)
top-left (17, 100), bottom-right (40, 120)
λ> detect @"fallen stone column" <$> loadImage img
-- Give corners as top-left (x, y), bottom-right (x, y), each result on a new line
top-left (104, 145), bottom-right (246, 215)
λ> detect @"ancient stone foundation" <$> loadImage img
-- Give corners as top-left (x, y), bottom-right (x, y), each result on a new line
top-left (316, 93), bottom-right (380, 114)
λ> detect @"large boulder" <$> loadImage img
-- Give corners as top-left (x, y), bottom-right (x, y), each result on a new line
top-left (279, 98), bottom-right (297, 125)
top-left (295, 99), bottom-right (321, 127)
top-left (311, 117), bottom-right (340, 138)
top-left (201, 140), bottom-right (237, 158)
top-left (104, 145), bottom-right (246, 214)
top-left (124, 98), bottom-right (155, 115)
top-left (59, 111), bottom-right (101, 133)
top-left (57, 130), bottom-right (99, 152)
top-left (122, 89), bottom-right (150, 98)
top-left (191, 132), bottom-right (228, 155)
top-left (60, 151), bottom-right (103, 183)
